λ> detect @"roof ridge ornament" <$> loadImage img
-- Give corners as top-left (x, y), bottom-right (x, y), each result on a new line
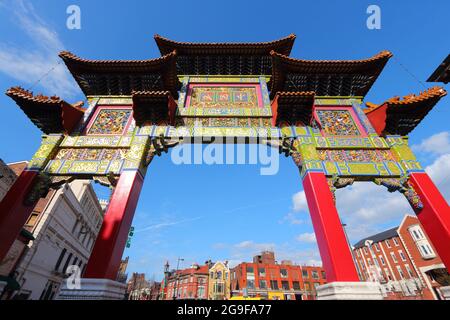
top-left (364, 86), bottom-right (447, 136)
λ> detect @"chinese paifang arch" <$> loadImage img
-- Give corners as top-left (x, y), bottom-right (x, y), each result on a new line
top-left (0, 34), bottom-right (449, 295)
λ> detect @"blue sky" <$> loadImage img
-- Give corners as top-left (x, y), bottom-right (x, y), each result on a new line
top-left (0, 0), bottom-right (449, 280)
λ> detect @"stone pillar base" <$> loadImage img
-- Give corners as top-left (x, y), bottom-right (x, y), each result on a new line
top-left (316, 282), bottom-right (383, 300)
top-left (440, 286), bottom-right (450, 300)
top-left (56, 278), bottom-right (126, 300)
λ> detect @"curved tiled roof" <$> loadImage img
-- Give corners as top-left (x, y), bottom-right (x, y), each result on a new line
top-left (154, 34), bottom-right (296, 56)
top-left (365, 86), bottom-right (447, 136)
top-left (153, 34), bottom-right (296, 76)
top-left (271, 50), bottom-right (392, 73)
top-left (59, 51), bottom-right (180, 97)
top-left (6, 86), bottom-right (84, 134)
top-left (59, 50), bottom-right (177, 71)
top-left (270, 50), bottom-right (393, 97)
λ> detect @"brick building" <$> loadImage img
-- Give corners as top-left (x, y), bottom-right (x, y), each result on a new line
top-left (353, 214), bottom-right (449, 300)
top-left (230, 251), bottom-right (326, 300)
top-left (162, 263), bottom-right (209, 300)
top-left (127, 272), bottom-right (150, 300)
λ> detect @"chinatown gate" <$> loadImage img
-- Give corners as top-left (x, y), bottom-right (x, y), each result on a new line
top-left (0, 34), bottom-right (449, 300)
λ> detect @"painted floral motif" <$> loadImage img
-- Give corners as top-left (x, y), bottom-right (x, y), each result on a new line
top-left (344, 150), bottom-right (367, 162)
top-left (238, 118), bottom-right (249, 127)
top-left (319, 149), bottom-right (397, 163)
top-left (190, 87), bottom-right (258, 109)
top-left (88, 109), bottom-right (131, 135)
top-left (54, 148), bottom-right (128, 161)
top-left (210, 117), bottom-right (236, 127)
top-left (316, 110), bottom-right (360, 136)
top-left (317, 150), bottom-right (329, 161)
top-left (378, 150), bottom-right (395, 161)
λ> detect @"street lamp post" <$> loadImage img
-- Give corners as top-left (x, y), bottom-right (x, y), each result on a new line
top-left (172, 257), bottom-right (184, 300)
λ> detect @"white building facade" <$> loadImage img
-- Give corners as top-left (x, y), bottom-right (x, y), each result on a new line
top-left (9, 179), bottom-right (105, 300)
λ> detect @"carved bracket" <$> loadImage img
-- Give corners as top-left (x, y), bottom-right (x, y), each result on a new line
top-left (373, 176), bottom-right (423, 211)
top-left (263, 136), bottom-right (296, 158)
top-left (93, 172), bottom-right (118, 188)
top-left (327, 174), bottom-right (355, 203)
top-left (146, 134), bottom-right (180, 166)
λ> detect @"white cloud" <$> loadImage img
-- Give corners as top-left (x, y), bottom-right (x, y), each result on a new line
top-left (296, 232), bottom-right (316, 243)
top-left (134, 216), bottom-right (203, 233)
top-left (335, 182), bottom-right (410, 241)
top-left (0, 0), bottom-right (79, 97)
top-left (412, 131), bottom-right (450, 156)
top-left (280, 191), bottom-right (307, 224)
top-left (292, 190), bottom-right (308, 212)
top-left (425, 153), bottom-right (450, 202)
top-left (233, 240), bottom-right (275, 252)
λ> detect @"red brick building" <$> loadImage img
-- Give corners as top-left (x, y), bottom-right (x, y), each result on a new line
top-left (162, 263), bottom-right (209, 300)
top-left (230, 251), bottom-right (326, 300)
top-left (353, 215), bottom-right (449, 300)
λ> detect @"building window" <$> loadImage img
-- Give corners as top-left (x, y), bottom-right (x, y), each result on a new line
top-left (292, 281), bottom-right (301, 290)
top-left (54, 248), bottom-right (67, 272)
top-left (374, 243), bottom-right (380, 252)
top-left (384, 268), bottom-right (392, 281)
top-left (311, 270), bottom-right (319, 279)
top-left (409, 225), bottom-right (425, 241)
top-left (281, 281), bottom-right (290, 290)
top-left (246, 266), bottom-right (254, 274)
top-left (26, 213), bottom-right (39, 227)
top-left (39, 280), bottom-right (59, 300)
top-left (385, 240), bottom-right (391, 248)
top-left (247, 280), bottom-right (255, 289)
top-left (304, 282), bottom-right (311, 291)
top-left (390, 252), bottom-right (398, 263)
top-left (270, 280), bottom-right (279, 290)
top-left (367, 258), bottom-right (372, 266)
top-left (258, 268), bottom-right (265, 276)
top-left (280, 269), bottom-right (288, 278)
top-left (259, 280), bottom-right (267, 289)
top-left (215, 283), bottom-right (224, 293)
top-left (379, 256), bottom-right (386, 266)
top-left (396, 266), bottom-right (404, 279)
top-left (405, 265), bottom-right (414, 277)
top-left (197, 286), bottom-right (205, 298)
top-left (62, 252), bottom-right (73, 274)
top-left (321, 271), bottom-right (326, 279)
top-left (363, 247), bottom-right (368, 255)
top-left (393, 238), bottom-right (399, 246)
top-left (302, 270), bottom-right (308, 279)
top-left (399, 251), bottom-right (407, 261)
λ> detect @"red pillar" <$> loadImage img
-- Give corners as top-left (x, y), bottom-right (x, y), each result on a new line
top-left (0, 170), bottom-right (39, 262)
top-left (84, 170), bottom-right (144, 280)
top-left (408, 172), bottom-right (450, 270)
top-left (302, 172), bottom-right (360, 282)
